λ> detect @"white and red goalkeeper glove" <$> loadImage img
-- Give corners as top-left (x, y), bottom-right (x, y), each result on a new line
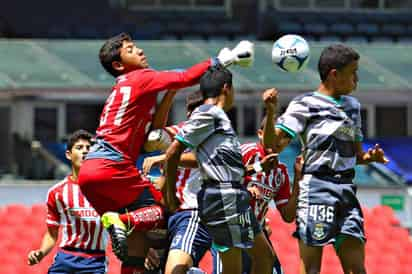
top-left (217, 40), bottom-right (254, 67)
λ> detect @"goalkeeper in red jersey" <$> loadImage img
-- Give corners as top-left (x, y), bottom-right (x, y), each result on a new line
top-left (78, 32), bottom-right (254, 274)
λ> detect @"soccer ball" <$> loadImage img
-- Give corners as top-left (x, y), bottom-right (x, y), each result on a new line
top-left (271, 34), bottom-right (310, 72)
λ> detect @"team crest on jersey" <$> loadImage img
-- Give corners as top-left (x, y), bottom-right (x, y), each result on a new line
top-left (312, 223), bottom-right (327, 241)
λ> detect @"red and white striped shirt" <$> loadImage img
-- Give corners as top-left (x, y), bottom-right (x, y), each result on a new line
top-left (241, 142), bottom-right (291, 226)
top-left (167, 124), bottom-right (202, 210)
top-left (46, 175), bottom-right (108, 252)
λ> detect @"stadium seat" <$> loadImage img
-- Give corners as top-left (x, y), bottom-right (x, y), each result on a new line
top-left (381, 24), bottom-right (407, 36)
top-left (330, 23), bottom-right (355, 36)
top-left (356, 23), bottom-right (380, 36)
top-left (370, 36), bottom-right (395, 43)
top-left (278, 21), bottom-right (303, 35)
top-left (303, 23), bottom-right (328, 36)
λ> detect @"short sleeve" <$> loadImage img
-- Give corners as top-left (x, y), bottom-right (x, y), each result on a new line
top-left (276, 99), bottom-right (310, 139)
top-left (175, 108), bottom-right (216, 149)
top-left (274, 165), bottom-right (291, 209)
top-left (46, 190), bottom-right (60, 227)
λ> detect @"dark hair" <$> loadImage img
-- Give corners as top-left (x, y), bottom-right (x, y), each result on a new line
top-left (200, 65), bottom-right (232, 99)
top-left (67, 129), bottom-right (93, 151)
top-left (318, 44), bottom-right (360, 82)
top-left (99, 32), bottom-right (132, 77)
top-left (186, 91), bottom-right (204, 113)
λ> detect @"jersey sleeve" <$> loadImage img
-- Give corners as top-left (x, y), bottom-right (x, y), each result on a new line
top-left (276, 99), bottom-right (310, 139)
top-left (274, 164), bottom-right (291, 209)
top-left (240, 143), bottom-right (258, 166)
top-left (134, 59), bottom-right (212, 96)
top-left (175, 108), bottom-right (215, 149)
top-left (353, 100), bottom-right (363, 142)
top-left (46, 189), bottom-right (60, 227)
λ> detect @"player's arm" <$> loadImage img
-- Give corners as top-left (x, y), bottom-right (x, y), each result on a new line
top-left (278, 156), bottom-right (303, 223)
top-left (163, 139), bottom-right (187, 212)
top-left (355, 142), bottom-right (389, 165)
top-left (261, 88), bottom-right (278, 151)
top-left (244, 153), bottom-right (279, 176)
top-left (139, 41), bottom-right (254, 94)
top-left (142, 152), bottom-right (198, 175)
top-left (151, 90), bottom-right (178, 130)
top-left (27, 226), bottom-right (58, 265)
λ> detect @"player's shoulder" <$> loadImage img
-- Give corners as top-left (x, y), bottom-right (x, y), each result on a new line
top-left (47, 177), bottom-right (69, 196)
top-left (118, 68), bottom-right (154, 84)
top-left (290, 91), bottom-right (316, 106)
top-left (240, 142), bottom-right (259, 154)
top-left (342, 95), bottom-right (361, 108)
top-left (192, 104), bottom-right (221, 117)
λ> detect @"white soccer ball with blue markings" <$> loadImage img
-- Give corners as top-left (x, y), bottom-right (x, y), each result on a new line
top-left (271, 34), bottom-right (310, 72)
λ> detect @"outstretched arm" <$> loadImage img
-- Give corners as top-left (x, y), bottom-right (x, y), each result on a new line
top-left (151, 90), bottom-right (178, 130)
top-left (163, 140), bottom-right (187, 212)
top-left (261, 88), bottom-right (278, 151)
top-left (142, 152), bottom-right (198, 175)
top-left (355, 142), bottom-right (389, 165)
top-left (27, 226), bottom-right (58, 265)
top-left (278, 156), bottom-right (303, 223)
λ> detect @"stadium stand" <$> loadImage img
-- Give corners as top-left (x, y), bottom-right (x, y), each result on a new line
top-left (1, 203), bottom-right (407, 274)
top-left (0, 40), bottom-right (411, 92)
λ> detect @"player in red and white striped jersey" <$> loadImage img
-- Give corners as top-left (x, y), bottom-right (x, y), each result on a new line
top-left (28, 130), bottom-right (109, 274)
top-left (242, 90), bottom-right (302, 274)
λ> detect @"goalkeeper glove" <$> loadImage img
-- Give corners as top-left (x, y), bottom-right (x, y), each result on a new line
top-left (217, 40), bottom-right (254, 67)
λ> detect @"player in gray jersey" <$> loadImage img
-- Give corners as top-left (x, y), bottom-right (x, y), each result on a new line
top-left (271, 44), bottom-right (388, 274)
top-left (162, 65), bottom-right (277, 274)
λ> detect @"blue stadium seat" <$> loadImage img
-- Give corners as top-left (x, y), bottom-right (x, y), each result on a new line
top-left (356, 23), bottom-right (380, 36)
top-left (319, 35), bottom-right (342, 42)
top-left (397, 36), bottom-right (412, 43)
top-left (369, 36), bottom-right (395, 43)
top-left (277, 21), bottom-right (302, 35)
top-left (381, 24), bottom-right (406, 36)
top-left (345, 35), bottom-right (369, 44)
top-left (330, 23), bottom-right (355, 36)
top-left (303, 23), bottom-right (328, 36)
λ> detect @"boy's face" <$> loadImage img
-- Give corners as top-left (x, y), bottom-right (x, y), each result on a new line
top-left (335, 60), bottom-right (359, 94)
top-left (117, 40), bottom-right (149, 72)
top-left (66, 139), bottom-right (91, 171)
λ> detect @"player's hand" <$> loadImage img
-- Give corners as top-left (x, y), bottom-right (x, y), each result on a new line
top-left (365, 144), bottom-right (389, 164)
top-left (143, 155), bottom-right (165, 175)
top-left (144, 248), bottom-right (160, 271)
top-left (294, 155), bottom-right (304, 180)
top-left (217, 40), bottom-right (254, 67)
top-left (262, 88), bottom-right (278, 112)
top-left (261, 153), bottom-right (279, 173)
top-left (27, 250), bottom-right (44, 265)
top-left (247, 185), bottom-right (262, 200)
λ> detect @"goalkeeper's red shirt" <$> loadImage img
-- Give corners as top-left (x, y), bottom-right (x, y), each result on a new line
top-left (95, 59), bottom-right (212, 162)
top-left (241, 142), bottom-right (291, 226)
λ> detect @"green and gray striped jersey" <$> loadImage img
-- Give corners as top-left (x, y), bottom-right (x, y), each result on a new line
top-left (276, 91), bottom-right (363, 175)
top-left (176, 104), bottom-right (245, 183)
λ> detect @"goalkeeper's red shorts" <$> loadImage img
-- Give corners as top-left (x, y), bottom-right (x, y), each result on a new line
top-left (78, 158), bottom-right (163, 215)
